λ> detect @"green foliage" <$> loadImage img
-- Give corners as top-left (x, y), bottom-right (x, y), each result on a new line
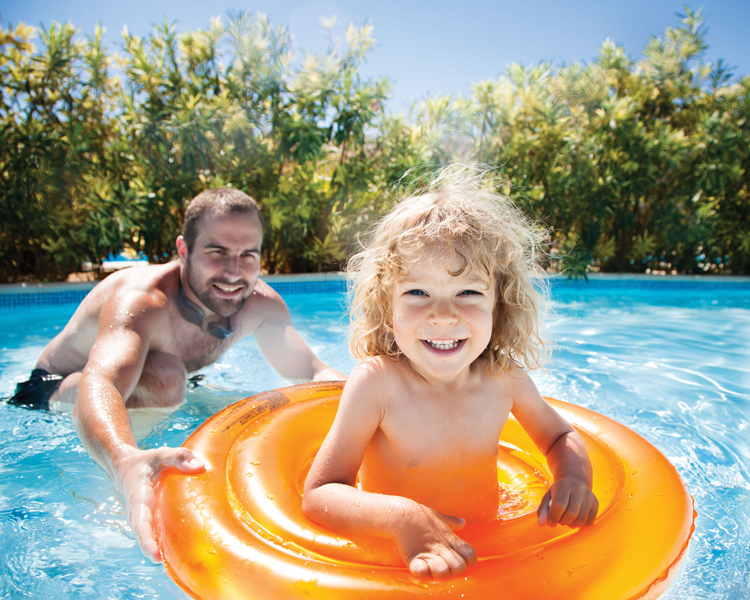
top-left (1, 7), bottom-right (748, 281)
top-left (0, 13), bottom-right (415, 280)
top-left (0, 21), bottom-right (123, 280)
top-left (407, 6), bottom-right (750, 276)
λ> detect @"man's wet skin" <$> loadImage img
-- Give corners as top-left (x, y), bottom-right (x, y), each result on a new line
top-left (20, 190), bottom-right (345, 562)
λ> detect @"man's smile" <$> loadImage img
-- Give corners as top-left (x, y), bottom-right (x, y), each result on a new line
top-left (213, 282), bottom-right (245, 297)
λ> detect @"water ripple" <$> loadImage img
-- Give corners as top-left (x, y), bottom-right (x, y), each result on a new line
top-left (0, 290), bottom-right (748, 599)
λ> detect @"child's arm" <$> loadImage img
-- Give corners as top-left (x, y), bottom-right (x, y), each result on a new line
top-left (507, 369), bottom-right (599, 528)
top-left (303, 362), bottom-right (477, 579)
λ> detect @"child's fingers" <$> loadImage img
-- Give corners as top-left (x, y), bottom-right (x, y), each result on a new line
top-left (587, 498), bottom-right (600, 525)
top-left (409, 547), bottom-right (470, 579)
top-left (438, 511), bottom-right (466, 531)
top-left (546, 487), bottom-right (576, 526)
top-left (436, 547), bottom-right (469, 577)
top-left (568, 505), bottom-right (598, 527)
top-left (408, 556), bottom-right (432, 579)
top-left (559, 489), bottom-right (600, 528)
top-left (561, 487), bottom-right (599, 528)
top-left (409, 554), bottom-right (453, 579)
top-left (569, 507), bottom-right (594, 528)
top-left (442, 521), bottom-right (476, 568)
top-left (454, 538), bottom-right (477, 566)
top-left (558, 491), bottom-right (584, 527)
top-left (580, 497), bottom-right (599, 526)
top-left (536, 490), bottom-right (552, 526)
top-left (538, 484), bottom-right (600, 528)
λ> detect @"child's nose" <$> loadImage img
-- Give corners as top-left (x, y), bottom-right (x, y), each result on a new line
top-left (429, 299), bottom-right (458, 324)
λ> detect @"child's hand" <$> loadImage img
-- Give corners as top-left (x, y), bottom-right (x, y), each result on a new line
top-left (393, 502), bottom-right (477, 579)
top-left (537, 476), bottom-right (599, 528)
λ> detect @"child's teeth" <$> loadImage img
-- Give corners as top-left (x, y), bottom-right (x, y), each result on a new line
top-left (427, 340), bottom-right (459, 350)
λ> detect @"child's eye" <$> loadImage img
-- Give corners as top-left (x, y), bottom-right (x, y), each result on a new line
top-left (458, 289), bottom-right (481, 296)
top-left (405, 289), bottom-right (427, 296)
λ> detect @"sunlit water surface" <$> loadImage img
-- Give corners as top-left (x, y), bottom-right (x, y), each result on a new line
top-left (0, 285), bottom-right (748, 599)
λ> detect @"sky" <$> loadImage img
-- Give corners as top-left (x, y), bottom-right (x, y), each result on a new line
top-left (2, 0), bottom-right (749, 111)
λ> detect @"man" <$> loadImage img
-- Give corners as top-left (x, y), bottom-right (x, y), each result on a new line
top-left (9, 187), bottom-right (345, 562)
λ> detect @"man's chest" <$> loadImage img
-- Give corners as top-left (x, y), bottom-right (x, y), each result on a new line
top-left (160, 320), bottom-right (237, 373)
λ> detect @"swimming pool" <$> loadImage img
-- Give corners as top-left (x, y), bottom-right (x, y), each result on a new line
top-left (1, 276), bottom-right (748, 599)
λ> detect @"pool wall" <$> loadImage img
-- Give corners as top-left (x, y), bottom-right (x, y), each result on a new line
top-left (1, 272), bottom-right (748, 311)
top-left (0, 272), bottom-right (350, 309)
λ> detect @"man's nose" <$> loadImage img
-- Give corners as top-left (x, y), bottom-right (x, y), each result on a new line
top-left (224, 256), bottom-right (241, 278)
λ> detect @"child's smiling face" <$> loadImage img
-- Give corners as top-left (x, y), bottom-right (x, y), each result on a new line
top-left (391, 245), bottom-right (496, 387)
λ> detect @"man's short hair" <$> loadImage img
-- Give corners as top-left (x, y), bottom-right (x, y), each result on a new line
top-left (182, 188), bottom-right (264, 250)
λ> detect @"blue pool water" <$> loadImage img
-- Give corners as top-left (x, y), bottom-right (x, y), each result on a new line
top-left (0, 279), bottom-right (749, 599)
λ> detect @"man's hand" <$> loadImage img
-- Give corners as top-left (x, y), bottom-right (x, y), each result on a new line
top-left (392, 502), bottom-right (477, 579)
top-left (114, 447), bottom-right (205, 562)
top-left (537, 476), bottom-right (599, 528)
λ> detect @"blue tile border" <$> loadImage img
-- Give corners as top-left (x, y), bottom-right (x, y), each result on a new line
top-left (266, 279), bottom-right (348, 296)
top-left (0, 276), bottom-right (349, 312)
top-left (0, 274), bottom-right (748, 312)
top-left (548, 276), bottom-right (750, 292)
top-left (0, 289), bottom-right (92, 309)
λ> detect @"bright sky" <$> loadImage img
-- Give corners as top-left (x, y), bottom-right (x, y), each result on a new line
top-left (3, 0), bottom-right (749, 111)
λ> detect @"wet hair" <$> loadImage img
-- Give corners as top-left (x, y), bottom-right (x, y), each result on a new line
top-left (181, 188), bottom-right (263, 250)
top-left (347, 165), bottom-right (551, 372)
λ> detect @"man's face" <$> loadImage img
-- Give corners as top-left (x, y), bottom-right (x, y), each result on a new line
top-left (179, 210), bottom-right (263, 318)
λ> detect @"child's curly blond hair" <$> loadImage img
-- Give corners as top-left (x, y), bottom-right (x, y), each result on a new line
top-left (348, 165), bottom-right (551, 372)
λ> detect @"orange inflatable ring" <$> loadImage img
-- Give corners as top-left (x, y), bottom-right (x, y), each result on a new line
top-left (154, 381), bottom-right (696, 600)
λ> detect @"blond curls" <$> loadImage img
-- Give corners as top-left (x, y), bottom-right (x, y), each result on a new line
top-left (347, 165), bottom-right (551, 372)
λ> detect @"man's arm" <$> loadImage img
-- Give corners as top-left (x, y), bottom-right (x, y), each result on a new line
top-left (252, 284), bottom-right (346, 382)
top-left (72, 289), bottom-right (204, 562)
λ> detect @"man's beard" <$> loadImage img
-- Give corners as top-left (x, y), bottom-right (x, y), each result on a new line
top-left (185, 261), bottom-right (251, 318)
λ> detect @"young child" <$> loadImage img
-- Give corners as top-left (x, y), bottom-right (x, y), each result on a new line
top-left (303, 167), bottom-right (599, 580)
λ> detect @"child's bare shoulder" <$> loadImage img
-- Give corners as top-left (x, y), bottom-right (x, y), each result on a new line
top-left (338, 357), bottom-right (405, 420)
top-left (347, 356), bottom-right (407, 395)
top-left (351, 355), bottom-right (406, 378)
top-left (477, 358), bottom-right (535, 395)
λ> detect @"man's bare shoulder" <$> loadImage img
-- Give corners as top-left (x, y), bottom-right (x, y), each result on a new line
top-left (233, 278), bottom-right (290, 325)
top-left (246, 278), bottom-right (284, 304)
top-left (85, 263), bottom-right (178, 323)
top-left (37, 264), bottom-right (180, 374)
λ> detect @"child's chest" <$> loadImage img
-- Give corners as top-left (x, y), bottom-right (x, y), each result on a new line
top-left (361, 388), bottom-right (512, 521)
top-left (376, 389), bottom-right (512, 469)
